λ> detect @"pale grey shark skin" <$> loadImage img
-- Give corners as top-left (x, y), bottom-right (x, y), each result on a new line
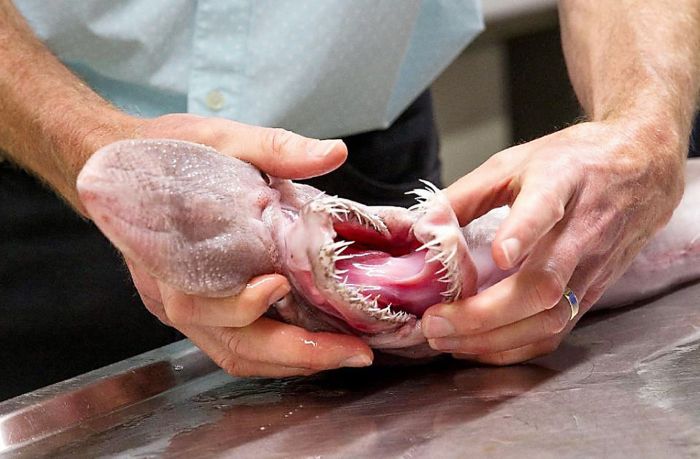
top-left (77, 139), bottom-right (700, 358)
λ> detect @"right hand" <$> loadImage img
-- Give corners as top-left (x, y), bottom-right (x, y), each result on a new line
top-left (114, 114), bottom-right (373, 377)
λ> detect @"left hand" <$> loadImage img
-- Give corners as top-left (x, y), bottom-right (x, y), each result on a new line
top-left (422, 119), bottom-right (685, 364)
top-left (118, 114), bottom-right (373, 377)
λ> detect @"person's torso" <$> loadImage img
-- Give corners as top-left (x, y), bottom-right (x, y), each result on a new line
top-left (15, 0), bottom-right (483, 138)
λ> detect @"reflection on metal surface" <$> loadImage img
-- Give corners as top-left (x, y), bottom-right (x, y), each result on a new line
top-left (0, 341), bottom-right (218, 453)
top-left (1, 282), bottom-right (699, 457)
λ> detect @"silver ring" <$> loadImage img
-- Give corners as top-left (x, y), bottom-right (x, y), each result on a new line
top-left (563, 287), bottom-right (579, 321)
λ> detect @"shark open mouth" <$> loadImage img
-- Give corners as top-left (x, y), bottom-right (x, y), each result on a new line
top-left (289, 189), bottom-right (468, 332)
top-left (329, 218), bottom-right (460, 319)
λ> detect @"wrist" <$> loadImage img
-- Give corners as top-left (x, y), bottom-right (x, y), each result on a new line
top-left (590, 76), bottom-right (696, 160)
top-left (38, 104), bottom-right (140, 213)
top-left (598, 110), bottom-right (687, 208)
top-left (599, 98), bottom-right (691, 161)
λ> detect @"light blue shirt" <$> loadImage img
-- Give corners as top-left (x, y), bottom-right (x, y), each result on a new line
top-left (16, 0), bottom-right (483, 138)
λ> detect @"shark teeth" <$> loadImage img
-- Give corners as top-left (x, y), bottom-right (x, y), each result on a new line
top-left (339, 276), bottom-right (412, 323)
top-left (406, 180), bottom-right (441, 213)
top-left (344, 289), bottom-right (411, 323)
top-left (309, 195), bottom-right (388, 234)
top-left (408, 181), bottom-right (462, 301)
top-left (320, 240), bottom-right (412, 324)
top-left (328, 239), bottom-right (353, 255)
top-left (415, 235), bottom-right (462, 301)
top-left (329, 240), bottom-right (354, 281)
top-left (311, 196), bottom-right (408, 323)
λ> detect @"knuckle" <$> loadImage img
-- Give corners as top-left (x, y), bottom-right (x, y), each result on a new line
top-left (489, 146), bottom-right (519, 170)
top-left (185, 117), bottom-right (221, 146)
top-left (485, 152), bottom-right (507, 171)
top-left (539, 338), bottom-right (561, 355)
top-left (259, 127), bottom-right (298, 176)
top-left (218, 355), bottom-right (259, 378)
top-left (217, 354), bottom-right (240, 376)
top-left (231, 292), bottom-right (269, 328)
top-left (223, 331), bottom-right (245, 358)
top-left (540, 191), bottom-right (565, 222)
top-left (164, 297), bottom-right (196, 325)
top-left (215, 332), bottom-right (250, 376)
top-left (267, 127), bottom-right (295, 158)
top-left (515, 216), bottom-right (549, 247)
top-left (539, 303), bottom-right (569, 336)
top-left (531, 268), bottom-right (567, 310)
top-left (140, 296), bottom-right (171, 326)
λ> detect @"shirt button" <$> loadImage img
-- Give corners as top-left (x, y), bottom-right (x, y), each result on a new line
top-left (205, 90), bottom-right (225, 111)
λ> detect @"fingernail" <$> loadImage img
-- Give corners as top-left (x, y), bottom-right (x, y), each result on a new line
top-left (423, 316), bottom-right (455, 338)
top-left (340, 355), bottom-right (372, 368)
top-left (268, 284), bottom-right (290, 306)
top-left (309, 139), bottom-right (341, 158)
top-left (501, 238), bottom-right (521, 267)
top-left (428, 338), bottom-right (460, 352)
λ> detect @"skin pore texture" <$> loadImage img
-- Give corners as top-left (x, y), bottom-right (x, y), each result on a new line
top-left (1, 0), bottom-right (699, 375)
top-left (78, 139), bottom-right (700, 359)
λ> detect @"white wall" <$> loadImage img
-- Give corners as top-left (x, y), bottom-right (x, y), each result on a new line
top-left (432, 0), bottom-right (558, 185)
top-left (432, 43), bottom-right (510, 185)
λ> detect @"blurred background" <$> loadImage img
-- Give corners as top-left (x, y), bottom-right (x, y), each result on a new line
top-left (432, 0), bottom-right (580, 184)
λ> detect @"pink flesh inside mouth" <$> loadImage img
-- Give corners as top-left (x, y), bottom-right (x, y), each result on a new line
top-left (332, 221), bottom-right (448, 317)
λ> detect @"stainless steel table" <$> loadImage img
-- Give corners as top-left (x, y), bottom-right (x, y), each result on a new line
top-left (2, 281), bottom-right (699, 458)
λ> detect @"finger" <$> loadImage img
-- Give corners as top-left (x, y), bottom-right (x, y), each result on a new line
top-left (215, 358), bottom-right (318, 378)
top-left (423, 222), bottom-right (580, 338)
top-left (216, 122), bottom-right (348, 180)
top-left (136, 291), bottom-right (170, 325)
top-left (158, 274), bottom-right (290, 327)
top-left (423, 263), bottom-right (574, 338)
top-left (453, 336), bottom-right (562, 366)
top-left (491, 176), bottom-right (577, 270)
top-left (428, 299), bottom-right (571, 354)
top-left (126, 259), bottom-right (171, 324)
top-left (429, 263), bottom-right (598, 355)
top-left (185, 317), bottom-right (373, 371)
top-left (126, 258), bottom-right (161, 303)
top-left (447, 264), bottom-right (601, 362)
top-left (444, 149), bottom-right (520, 226)
top-left (181, 323), bottom-right (320, 377)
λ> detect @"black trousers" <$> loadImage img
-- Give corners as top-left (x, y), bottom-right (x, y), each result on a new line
top-left (690, 112), bottom-right (700, 158)
top-left (0, 91), bottom-right (441, 401)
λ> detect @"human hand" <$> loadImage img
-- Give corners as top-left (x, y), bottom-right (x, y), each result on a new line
top-left (115, 114), bottom-right (373, 376)
top-left (422, 119), bottom-right (686, 364)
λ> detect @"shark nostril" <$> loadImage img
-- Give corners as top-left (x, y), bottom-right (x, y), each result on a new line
top-left (259, 170), bottom-right (271, 185)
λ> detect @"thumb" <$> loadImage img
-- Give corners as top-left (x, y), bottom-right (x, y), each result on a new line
top-left (219, 124), bottom-right (347, 180)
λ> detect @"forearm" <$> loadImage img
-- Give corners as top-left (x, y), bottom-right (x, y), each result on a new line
top-left (559, 0), bottom-right (700, 158)
top-left (0, 1), bottom-right (136, 210)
